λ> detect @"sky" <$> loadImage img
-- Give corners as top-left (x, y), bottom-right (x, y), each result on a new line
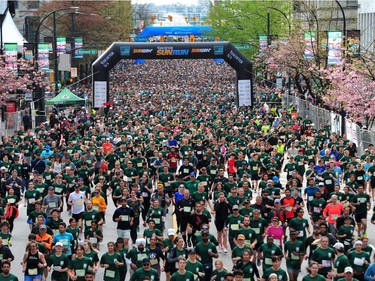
top-left (133, 0), bottom-right (199, 6)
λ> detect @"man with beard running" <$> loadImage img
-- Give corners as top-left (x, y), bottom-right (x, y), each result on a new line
top-left (187, 201), bottom-right (209, 247)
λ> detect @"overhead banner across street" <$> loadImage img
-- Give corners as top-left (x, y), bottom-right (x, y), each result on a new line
top-left (92, 42), bottom-right (253, 108)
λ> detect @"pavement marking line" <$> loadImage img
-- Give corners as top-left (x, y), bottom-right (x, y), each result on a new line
top-left (173, 205), bottom-right (177, 233)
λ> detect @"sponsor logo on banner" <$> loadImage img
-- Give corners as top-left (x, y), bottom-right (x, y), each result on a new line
top-left (120, 46), bottom-right (130, 56)
top-left (191, 48), bottom-right (211, 53)
top-left (227, 50), bottom-right (243, 64)
top-left (133, 49), bottom-right (153, 54)
top-left (214, 46), bottom-right (224, 55)
top-left (327, 31), bottom-right (342, 65)
top-left (156, 47), bottom-right (189, 56)
top-left (100, 51), bottom-right (115, 68)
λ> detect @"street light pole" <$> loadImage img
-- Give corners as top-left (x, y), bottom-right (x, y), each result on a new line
top-left (335, 0), bottom-right (346, 49)
top-left (266, 6), bottom-right (291, 35)
top-left (267, 12), bottom-right (271, 46)
top-left (34, 7), bottom-right (79, 70)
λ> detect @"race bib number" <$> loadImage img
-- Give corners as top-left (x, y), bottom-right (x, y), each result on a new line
top-left (105, 270), bottom-right (115, 278)
top-left (28, 268), bottom-right (38, 275)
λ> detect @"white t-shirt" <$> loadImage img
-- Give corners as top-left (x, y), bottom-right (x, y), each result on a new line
top-left (68, 191), bottom-right (86, 214)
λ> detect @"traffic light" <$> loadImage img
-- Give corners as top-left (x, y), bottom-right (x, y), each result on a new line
top-left (190, 35), bottom-right (195, 42)
top-left (168, 15), bottom-right (172, 22)
top-left (192, 16), bottom-right (196, 21)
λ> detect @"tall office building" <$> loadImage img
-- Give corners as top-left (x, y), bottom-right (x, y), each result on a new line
top-left (358, 0), bottom-right (375, 53)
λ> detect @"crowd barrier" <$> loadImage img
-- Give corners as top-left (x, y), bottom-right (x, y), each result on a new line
top-left (282, 94), bottom-right (375, 154)
top-left (0, 109), bottom-right (28, 137)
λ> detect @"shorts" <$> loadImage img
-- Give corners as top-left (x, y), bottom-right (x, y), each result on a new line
top-left (214, 220), bottom-right (226, 232)
top-left (24, 274), bottom-right (42, 281)
top-left (117, 229), bottom-right (131, 239)
top-left (164, 261), bottom-right (173, 273)
top-left (180, 218), bottom-right (189, 232)
top-left (170, 167), bottom-right (177, 173)
top-left (72, 212), bottom-right (84, 221)
top-left (287, 268), bottom-right (300, 276)
top-left (251, 174), bottom-right (260, 181)
top-left (355, 212), bottom-right (367, 223)
top-left (371, 178), bottom-right (375, 189)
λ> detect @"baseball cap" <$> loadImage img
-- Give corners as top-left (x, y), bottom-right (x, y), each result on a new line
top-left (237, 234), bottom-right (245, 240)
top-left (167, 229), bottom-right (175, 236)
top-left (48, 186), bottom-right (54, 190)
top-left (290, 230), bottom-right (298, 236)
top-left (274, 199), bottom-right (281, 204)
top-left (142, 258), bottom-right (151, 265)
top-left (354, 240), bottom-right (363, 246)
top-left (55, 242), bottom-right (63, 247)
top-left (272, 176), bottom-right (279, 183)
top-left (333, 242), bottom-right (344, 250)
top-left (190, 172), bottom-right (196, 177)
top-left (344, 267), bottom-right (353, 273)
top-left (188, 248), bottom-right (196, 254)
top-left (232, 205), bottom-right (240, 210)
top-left (39, 224), bottom-right (47, 230)
top-left (318, 182), bottom-right (324, 186)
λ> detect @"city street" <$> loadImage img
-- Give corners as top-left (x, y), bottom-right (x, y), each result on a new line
top-left (8, 172), bottom-right (375, 281)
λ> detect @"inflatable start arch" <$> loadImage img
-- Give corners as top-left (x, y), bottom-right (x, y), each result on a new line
top-left (92, 42), bottom-right (253, 107)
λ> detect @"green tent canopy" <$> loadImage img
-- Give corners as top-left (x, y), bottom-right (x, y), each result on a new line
top-left (45, 88), bottom-right (86, 105)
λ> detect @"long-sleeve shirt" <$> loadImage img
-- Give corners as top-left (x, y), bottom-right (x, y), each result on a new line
top-left (365, 263), bottom-right (375, 281)
top-left (91, 196), bottom-right (107, 213)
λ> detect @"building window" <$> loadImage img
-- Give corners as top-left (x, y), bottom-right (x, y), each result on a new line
top-left (27, 0), bottom-right (39, 10)
top-left (346, 0), bottom-right (358, 8)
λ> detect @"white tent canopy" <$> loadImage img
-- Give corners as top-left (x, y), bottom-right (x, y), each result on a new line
top-left (1, 10), bottom-right (27, 49)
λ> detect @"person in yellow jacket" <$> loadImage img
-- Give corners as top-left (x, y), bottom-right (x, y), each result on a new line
top-left (91, 188), bottom-right (107, 228)
top-left (276, 140), bottom-right (285, 154)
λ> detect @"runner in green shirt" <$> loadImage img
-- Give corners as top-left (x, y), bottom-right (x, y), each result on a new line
top-left (170, 257), bottom-right (194, 281)
top-left (261, 256), bottom-right (288, 281)
top-left (69, 245), bottom-right (94, 281)
top-left (185, 249), bottom-right (205, 280)
top-left (302, 262), bottom-right (327, 281)
top-left (129, 258), bottom-right (159, 281)
top-left (211, 259), bottom-right (228, 281)
top-left (350, 185), bottom-right (371, 237)
top-left (100, 242), bottom-right (124, 281)
top-left (0, 261), bottom-right (18, 281)
top-left (47, 243), bottom-right (70, 281)
top-left (330, 242), bottom-right (351, 281)
top-left (258, 236), bottom-right (283, 272)
top-left (346, 241), bottom-right (370, 278)
top-left (289, 207), bottom-right (310, 242)
top-left (311, 236), bottom-right (335, 277)
top-left (284, 231), bottom-right (305, 281)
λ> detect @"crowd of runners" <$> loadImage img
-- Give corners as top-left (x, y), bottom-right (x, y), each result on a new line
top-left (0, 59), bottom-right (374, 281)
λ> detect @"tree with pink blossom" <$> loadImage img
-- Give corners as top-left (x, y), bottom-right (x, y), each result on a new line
top-left (323, 62), bottom-right (375, 128)
top-left (0, 54), bottom-right (51, 105)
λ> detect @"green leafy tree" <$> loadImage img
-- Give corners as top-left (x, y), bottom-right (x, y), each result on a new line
top-left (207, 0), bottom-right (292, 57)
